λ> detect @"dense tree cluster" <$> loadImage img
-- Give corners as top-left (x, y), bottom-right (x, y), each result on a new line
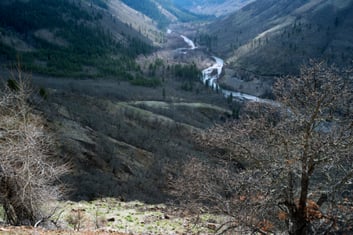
top-left (171, 63), bottom-right (200, 81)
top-left (0, 0), bottom-right (92, 33)
top-left (0, 0), bottom-right (153, 77)
top-left (120, 0), bottom-right (170, 28)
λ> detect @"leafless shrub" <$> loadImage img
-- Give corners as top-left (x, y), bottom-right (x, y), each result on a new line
top-left (0, 65), bottom-right (69, 226)
top-left (174, 157), bottom-right (279, 234)
top-left (173, 61), bottom-right (353, 234)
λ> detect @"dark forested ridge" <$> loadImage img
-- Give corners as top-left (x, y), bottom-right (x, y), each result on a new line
top-left (172, 0), bottom-right (227, 8)
top-left (120, 0), bottom-right (206, 28)
top-left (170, 0), bottom-right (255, 17)
top-left (155, 0), bottom-right (209, 22)
top-left (0, 0), bottom-right (153, 77)
top-left (120, 0), bottom-right (171, 28)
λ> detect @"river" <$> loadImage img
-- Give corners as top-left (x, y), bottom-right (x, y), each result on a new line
top-left (176, 32), bottom-right (277, 105)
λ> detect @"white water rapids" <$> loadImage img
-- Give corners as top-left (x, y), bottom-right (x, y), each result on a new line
top-left (180, 35), bottom-right (197, 50)
top-left (176, 32), bottom-right (275, 104)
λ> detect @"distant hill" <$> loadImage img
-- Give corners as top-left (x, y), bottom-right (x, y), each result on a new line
top-left (172, 0), bottom-right (255, 17)
top-left (120, 0), bottom-right (172, 28)
top-left (0, 0), bottom-right (212, 78)
top-left (155, 0), bottom-right (209, 22)
top-left (201, 0), bottom-right (353, 75)
top-left (119, 0), bottom-right (205, 28)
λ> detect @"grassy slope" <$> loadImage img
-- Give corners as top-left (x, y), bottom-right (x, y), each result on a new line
top-left (203, 0), bottom-right (353, 75)
top-left (174, 0), bottom-right (255, 17)
top-left (155, 0), bottom-right (209, 22)
top-left (120, 0), bottom-right (172, 28)
top-left (119, 0), bottom-right (205, 29)
top-left (0, 198), bottom-right (230, 234)
top-left (33, 73), bottom-right (231, 202)
top-left (106, 0), bottom-right (164, 45)
top-left (0, 0), bottom-right (235, 203)
top-left (0, 54), bottom-right (233, 232)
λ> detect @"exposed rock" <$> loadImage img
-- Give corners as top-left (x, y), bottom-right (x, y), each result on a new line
top-left (207, 223), bottom-right (218, 230)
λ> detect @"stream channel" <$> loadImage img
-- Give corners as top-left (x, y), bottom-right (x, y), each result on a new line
top-left (175, 31), bottom-right (276, 105)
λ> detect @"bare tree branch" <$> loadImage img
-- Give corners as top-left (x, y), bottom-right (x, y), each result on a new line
top-left (173, 61), bottom-right (353, 234)
top-left (0, 65), bottom-right (69, 226)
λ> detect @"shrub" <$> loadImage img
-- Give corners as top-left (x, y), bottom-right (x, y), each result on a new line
top-left (0, 66), bottom-right (69, 226)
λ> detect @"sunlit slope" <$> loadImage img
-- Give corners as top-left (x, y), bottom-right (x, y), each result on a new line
top-left (172, 0), bottom-right (255, 17)
top-left (204, 0), bottom-right (353, 75)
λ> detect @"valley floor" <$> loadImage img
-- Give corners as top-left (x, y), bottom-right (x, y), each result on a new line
top-left (0, 23), bottom-right (241, 235)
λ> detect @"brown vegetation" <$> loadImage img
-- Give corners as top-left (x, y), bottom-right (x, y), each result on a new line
top-left (173, 61), bottom-right (353, 234)
top-left (0, 65), bottom-right (69, 226)
top-left (0, 226), bottom-right (127, 235)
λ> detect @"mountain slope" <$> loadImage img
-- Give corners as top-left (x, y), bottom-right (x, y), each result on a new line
top-left (155, 0), bottom-right (207, 22)
top-left (119, 0), bottom-right (203, 28)
top-left (0, 0), bottom-right (235, 203)
top-left (172, 0), bottom-right (255, 17)
top-left (0, 0), bottom-right (153, 77)
top-left (106, 0), bottom-right (164, 45)
top-left (28, 72), bottom-right (231, 201)
top-left (204, 0), bottom-right (353, 75)
top-left (120, 0), bottom-right (172, 28)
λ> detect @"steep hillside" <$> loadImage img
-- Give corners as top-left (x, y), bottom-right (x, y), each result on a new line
top-left (120, 0), bottom-right (172, 28)
top-left (155, 0), bottom-right (208, 22)
top-left (202, 0), bottom-right (353, 76)
top-left (106, 0), bottom-right (164, 45)
top-left (0, 0), bottom-right (153, 77)
top-left (26, 72), bottom-right (232, 202)
top-left (0, 0), bottom-right (237, 203)
top-left (172, 0), bottom-right (255, 17)
top-left (119, 0), bottom-right (203, 28)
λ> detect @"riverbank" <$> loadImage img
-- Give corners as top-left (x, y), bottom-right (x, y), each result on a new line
top-left (164, 23), bottom-right (275, 103)
top-left (219, 68), bottom-right (274, 98)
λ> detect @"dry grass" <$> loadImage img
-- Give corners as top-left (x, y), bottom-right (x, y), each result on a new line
top-left (0, 226), bottom-right (127, 235)
top-left (1, 198), bottom-right (227, 235)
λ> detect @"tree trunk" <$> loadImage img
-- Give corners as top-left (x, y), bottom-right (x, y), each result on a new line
top-left (289, 168), bottom-right (310, 234)
top-left (1, 177), bottom-right (37, 225)
top-left (289, 215), bottom-right (308, 235)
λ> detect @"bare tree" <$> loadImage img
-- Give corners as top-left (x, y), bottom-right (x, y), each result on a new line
top-left (0, 66), bottom-right (69, 226)
top-left (174, 61), bottom-right (353, 234)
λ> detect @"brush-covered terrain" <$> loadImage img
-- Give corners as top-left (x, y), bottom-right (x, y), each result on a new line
top-left (172, 0), bottom-right (255, 17)
top-left (201, 0), bottom-right (353, 76)
top-left (0, 0), bottom-right (158, 79)
top-left (0, 197), bottom-right (231, 234)
top-left (0, 0), bottom-right (237, 234)
top-left (186, 0), bottom-right (353, 98)
top-left (0, 0), bottom-right (236, 198)
top-left (1, 0), bottom-right (353, 234)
